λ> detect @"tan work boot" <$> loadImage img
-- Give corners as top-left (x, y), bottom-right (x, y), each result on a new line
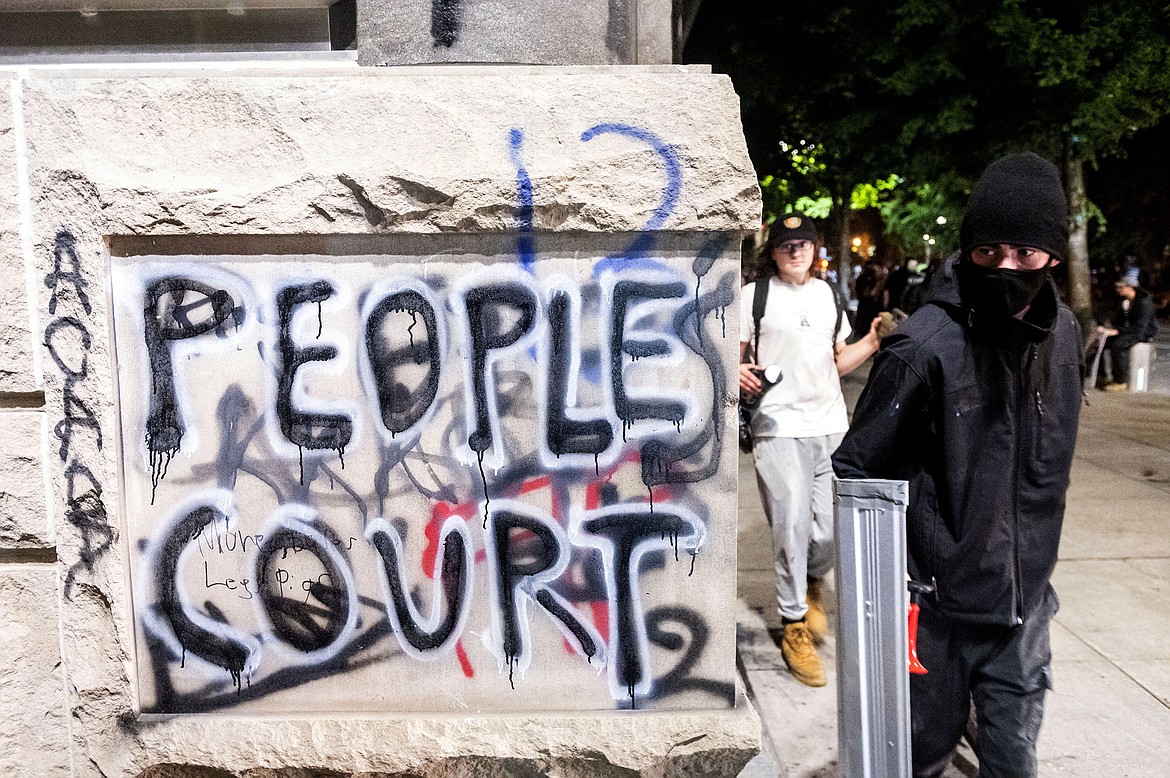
top-left (805, 578), bottom-right (830, 645)
top-left (1104, 382), bottom-right (1129, 392)
top-left (781, 620), bottom-right (827, 687)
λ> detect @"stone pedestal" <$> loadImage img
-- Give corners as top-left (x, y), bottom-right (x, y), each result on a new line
top-left (0, 64), bottom-right (762, 775)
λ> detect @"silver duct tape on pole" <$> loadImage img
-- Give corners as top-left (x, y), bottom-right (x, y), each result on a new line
top-left (834, 478), bottom-right (911, 778)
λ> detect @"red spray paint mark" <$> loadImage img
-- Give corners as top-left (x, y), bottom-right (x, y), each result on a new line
top-left (590, 601), bottom-right (610, 644)
top-left (455, 639), bottom-right (475, 678)
top-left (422, 500), bottom-right (478, 578)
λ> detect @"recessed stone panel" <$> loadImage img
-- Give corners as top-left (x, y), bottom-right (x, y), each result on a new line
top-left (111, 233), bottom-right (740, 714)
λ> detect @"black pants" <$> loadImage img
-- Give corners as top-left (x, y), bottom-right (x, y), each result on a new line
top-left (910, 587), bottom-right (1058, 778)
top-left (1107, 337), bottom-right (1129, 383)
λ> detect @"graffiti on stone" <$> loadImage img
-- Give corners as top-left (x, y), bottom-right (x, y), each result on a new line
top-left (44, 230), bottom-right (117, 598)
top-left (111, 131), bottom-right (739, 715)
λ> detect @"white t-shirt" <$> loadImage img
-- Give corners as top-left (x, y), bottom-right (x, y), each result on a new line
top-left (740, 275), bottom-right (852, 438)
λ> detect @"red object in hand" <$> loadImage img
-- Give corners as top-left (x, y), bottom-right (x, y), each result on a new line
top-left (907, 600), bottom-right (928, 675)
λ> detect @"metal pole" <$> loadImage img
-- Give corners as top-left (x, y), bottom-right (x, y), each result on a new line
top-left (834, 478), bottom-right (911, 778)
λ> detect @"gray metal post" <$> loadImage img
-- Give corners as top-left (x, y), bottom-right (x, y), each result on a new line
top-left (834, 478), bottom-right (911, 778)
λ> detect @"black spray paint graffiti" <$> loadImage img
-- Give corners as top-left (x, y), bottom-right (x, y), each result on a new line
top-left (45, 229), bottom-right (91, 316)
top-left (485, 502), bottom-right (599, 688)
top-left (431, 0), bottom-right (462, 48)
top-left (152, 503), bottom-right (257, 690)
top-left (276, 281), bottom-right (353, 482)
top-left (365, 288), bottom-right (442, 436)
top-left (571, 502), bottom-right (704, 706)
top-left (143, 277), bottom-right (243, 501)
top-left (461, 282), bottom-right (538, 522)
top-left (610, 280), bottom-right (688, 438)
top-left (546, 289), bottom-right (613, 462)
top-left (125, 122), bottom-right (739, 711)
top-left (255, 521), bottom-right (355, 655)
top-left (130, 259), bottom-right (736, 709)
top-left (44, 231), bottom-right (116, 598)
top-left (428, 0), bottom-right (633, 56)
top-left (147, 499), bottom-right (365, 692)
top-left (367, 516), bottom-right (471, 654)
top-left (146, 491), bottom-right (698, 708)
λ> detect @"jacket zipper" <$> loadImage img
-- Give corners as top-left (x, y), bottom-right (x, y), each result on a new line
top-left (1011, 344), bottom-right (1039, 625)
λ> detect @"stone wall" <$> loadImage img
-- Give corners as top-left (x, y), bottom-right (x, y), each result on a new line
top-left (0, 64), bottom-right (761, 776)
top-left (358, 0), bottom-right (673, 66)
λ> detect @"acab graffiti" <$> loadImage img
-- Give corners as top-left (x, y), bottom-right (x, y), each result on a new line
top-left (44, 230), bottom-right (117, 599)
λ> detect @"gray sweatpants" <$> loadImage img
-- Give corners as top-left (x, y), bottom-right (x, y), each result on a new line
top-left (752, 433), bottom-right (843, 622)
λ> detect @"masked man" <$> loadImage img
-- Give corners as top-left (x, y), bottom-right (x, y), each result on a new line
top-left (833, 153), bottom-right (1083, 776)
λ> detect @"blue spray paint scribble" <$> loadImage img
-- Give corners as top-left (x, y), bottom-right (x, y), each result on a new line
top-left (580, 123), bottom-right (681, 277)
top-left (508, 128), bottom-right (536, 271)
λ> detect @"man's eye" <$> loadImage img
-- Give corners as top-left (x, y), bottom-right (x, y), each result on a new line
top-left (1018, 249), bottom-right (1035, 257)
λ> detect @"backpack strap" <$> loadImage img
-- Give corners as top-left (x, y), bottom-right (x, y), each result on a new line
top-left (750, 276), bottom-right (841, 360)
top-left (829, 283), bottom-right (845, 348)
top-left (750, 276), bottom-right (769, 362)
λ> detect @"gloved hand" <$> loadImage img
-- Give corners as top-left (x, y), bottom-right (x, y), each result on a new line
top-left (875, 310), bottom-right (899, 341)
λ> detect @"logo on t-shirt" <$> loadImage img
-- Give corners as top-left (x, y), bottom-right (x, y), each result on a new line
top-left (799, 310), bottom-right (811, 329)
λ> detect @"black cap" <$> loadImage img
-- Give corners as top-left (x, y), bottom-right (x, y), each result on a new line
top-left (768, 213), bottom-right (818, 247)
top-left (960, 152), bottom-right (1068, 262)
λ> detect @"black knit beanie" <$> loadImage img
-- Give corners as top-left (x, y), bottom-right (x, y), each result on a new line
top-left (960, 152), bottom-right (1068, 261)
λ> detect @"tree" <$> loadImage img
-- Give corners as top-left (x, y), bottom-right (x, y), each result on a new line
top-left (686, 1), bottom-right (1170, 325)
top-left (874, 0), bottom-right (1170, 328)
top-left (878, 181), bottom-right (963, 262)
top-left (683, 0), bottom-right (908, 297)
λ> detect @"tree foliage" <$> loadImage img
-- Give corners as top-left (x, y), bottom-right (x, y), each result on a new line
top-left (685, 0), bottom-right (1170, 316)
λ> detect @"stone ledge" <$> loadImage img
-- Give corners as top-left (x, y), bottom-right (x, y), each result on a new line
top-left (4, 64), bottom-right (713, 81)
top-left (19, 65), bottom-right (761, 777)
top-left (21, 71), bottom-right (759, 237)
top-left (119, 694), bottom-right (760, 777)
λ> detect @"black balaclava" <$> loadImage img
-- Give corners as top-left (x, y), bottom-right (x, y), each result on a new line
top-left (958, 152), bottom-right (1069, 319)
top-left (957, 262), bottom-right (1052, 320)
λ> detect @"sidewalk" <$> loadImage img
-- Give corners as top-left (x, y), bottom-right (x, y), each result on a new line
top-left (736, 374), bottom-right (1170, 777)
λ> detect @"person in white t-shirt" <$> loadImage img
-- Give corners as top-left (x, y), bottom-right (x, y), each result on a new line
top-left (739, 214), bottom-right (882, 687)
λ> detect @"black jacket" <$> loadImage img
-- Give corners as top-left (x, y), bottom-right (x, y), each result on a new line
top-left (833, 255), bottom-right (1083, 626)
top-left (1110, 287), bottom-right (1158, 350)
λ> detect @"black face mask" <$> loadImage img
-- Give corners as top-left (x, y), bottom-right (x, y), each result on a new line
top-left (958, 260), bottom-right (1050, 319)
